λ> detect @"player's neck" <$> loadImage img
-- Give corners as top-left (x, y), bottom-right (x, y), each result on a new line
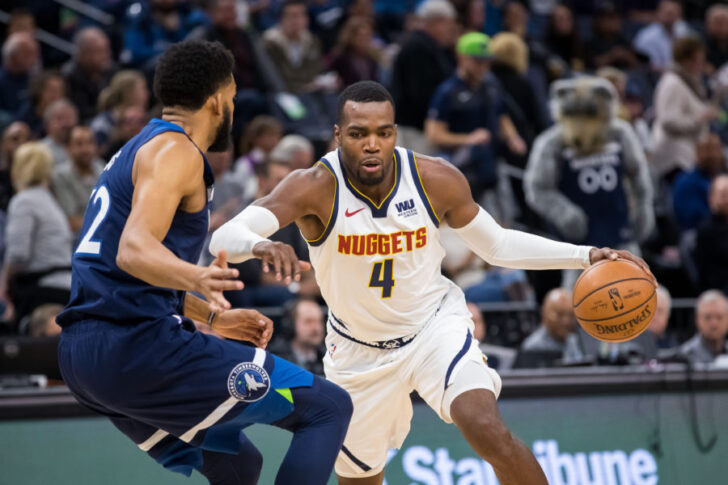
top-left (161, 110), bottom-right (211, 152)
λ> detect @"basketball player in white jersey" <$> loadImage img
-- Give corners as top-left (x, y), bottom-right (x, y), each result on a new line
top-left (210, 82), bottom-right (654, 485)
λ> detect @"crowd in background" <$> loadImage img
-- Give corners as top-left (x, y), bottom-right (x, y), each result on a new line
top-left (0, 0), bottom-right (727, 376)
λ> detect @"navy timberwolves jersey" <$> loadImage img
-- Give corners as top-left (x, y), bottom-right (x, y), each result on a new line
top-left (558, 140), bottom-right (632, 247)
top-left (57, 119), bottom-right (214, 326)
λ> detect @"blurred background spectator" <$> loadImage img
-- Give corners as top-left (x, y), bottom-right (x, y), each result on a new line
top-left (17, 70), bottom-right (66, 137)
top-left (52, 125), bottom-right (104, 235)
top-left (41, 99), bottom-right (79, 166)
top-left (0, 32), bottom-right (41, 123)
top-left (650, 36), bottom-right (719, 181)
top-left (391, 0), bottom-right (456, 154)
top-left (1, 142), bottom-right (72, 326)
top-left (63, 28), bottom-right (116, 123)
top-left (91, 70), bottom-right (149, 154)
top-left (633, 0), bottom-right (691, 71)
top-left (270, 298), bottom-right (326, 375)
top-left (515, 287), bottom-right (575, 368)
top-left (27, 303), bottom-right (63, 337)
top-left (695, 175), bottom-right (728, 294)
top-left (0, 122), bottom-right (30, 212)
top-left (678, 289), bottom-right (728, 364)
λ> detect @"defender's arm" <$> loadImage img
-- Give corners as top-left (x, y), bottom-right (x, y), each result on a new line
top-left (117, 134), bottom-right (242, 310)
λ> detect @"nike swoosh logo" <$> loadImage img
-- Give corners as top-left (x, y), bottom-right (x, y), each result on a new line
top-left (345, 208), bottom-right (365, 217)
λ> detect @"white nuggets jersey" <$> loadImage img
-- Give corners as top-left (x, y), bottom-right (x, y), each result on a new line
top-left (307, 147), bottom-right (456, 342)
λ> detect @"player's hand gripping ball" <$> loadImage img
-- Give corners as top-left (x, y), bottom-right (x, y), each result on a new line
top-left (573, 259), bottom-right (657, 342)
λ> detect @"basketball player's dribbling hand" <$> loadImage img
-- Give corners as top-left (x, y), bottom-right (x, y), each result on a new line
top-left (253, 241), bottom-right (312, 284)
top-left (197, 250), bottom-right (244, 313)
top-left (212, 309), bottom-right (274, 348)
top-left (588, 247), bottom-right (657, 287)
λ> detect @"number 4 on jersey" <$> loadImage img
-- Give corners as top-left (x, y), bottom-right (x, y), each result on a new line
top-left (369, 259), bottom-right (395, 298)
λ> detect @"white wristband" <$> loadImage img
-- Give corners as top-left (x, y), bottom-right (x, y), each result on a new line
top-left (209, 205), bottom-right (280, 263)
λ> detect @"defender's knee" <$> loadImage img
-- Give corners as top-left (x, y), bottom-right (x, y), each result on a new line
top-left (317, 376), bottom-right (354, 431)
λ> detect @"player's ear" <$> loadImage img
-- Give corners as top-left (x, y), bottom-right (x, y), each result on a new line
top-left (209, 92), bottom-right (223, 116)
top-left (334, 124), bottom-right (340, 139)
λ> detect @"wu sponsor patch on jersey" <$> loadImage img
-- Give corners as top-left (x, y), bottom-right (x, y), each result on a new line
top-left (395, 198), bottom-right (417, 217)
top-left (227, 362), bottom-right (270, 402)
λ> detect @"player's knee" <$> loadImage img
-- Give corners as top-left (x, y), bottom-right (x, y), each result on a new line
top-left (316, 376), bottom-right (353, 430)
top-left (239, 437), bottom-right (264, 476)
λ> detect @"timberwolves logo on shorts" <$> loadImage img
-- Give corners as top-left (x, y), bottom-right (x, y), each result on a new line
top-left (227, 362), bottom-right (270, 402)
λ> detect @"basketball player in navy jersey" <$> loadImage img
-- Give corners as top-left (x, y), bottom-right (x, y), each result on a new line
top-left (57, 41), bottom-right (352, 485)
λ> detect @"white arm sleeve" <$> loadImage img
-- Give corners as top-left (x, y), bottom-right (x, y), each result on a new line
top-left (209, 205), bottom-right (280, 263)
top-left (453, 207), bottom-right (593, 270)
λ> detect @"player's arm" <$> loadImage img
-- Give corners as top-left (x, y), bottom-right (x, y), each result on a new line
top-left (417, 155), bottom-right (653, 276)
top-left (184, 293), bottom-right (273, 348)
top-left (116, 134), bottom-right (242, 311)
top-left (209, 163), bottom-right (334, 282)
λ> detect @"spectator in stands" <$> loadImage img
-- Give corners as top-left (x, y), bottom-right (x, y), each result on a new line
top-left (262, 0), bottom-right (324, 93)
top-left (695, 175), bottom-right (728, 293)
top-left (203, 0), bottom-right (267, 93)
top-left (633, 0), bottom-right (692, 71)
top-left (489, 32), bottom-right (547, 227)
top-left (0, 32), bottom-right (40, 119)
top-left (651, 36), bottom-right (719, 181)
top-left (678, 289), bottom-right (728, 364)
top-left (390, 0), bottom-right (457, 154)
top-left (648, 285), bottom-right (678, 350)
top-left (102, 105), bottom-right (149, 160)
top-left (454, 0), bottom-right (486, 35)
top-left (526, 77), bottom-right (654, 287)
top-left (121, 0), bottom-right (209, 69)
top-left (426, 32), bottom-right (525, 199)
top-left (233, 115), bottom-right (283, 202)
top-left (16, 70), bottom-right (66, 137)
top-left (207, 149), bottom-right (245, 238)
top-left (705, 4), bottom-right (728, 72)
top-left (468, 301), bottom-right (516, 371)
top-left (41, 99), bottom-right (79, 166)
top-left (270, 133), bottom-right (314, 170)
top-left (544, 3), bottom-right (585, 72)
top-left (1, 142), bottom-right (72, 325)
top-left (586, 2), bottom-right (640, 71)
top-left (63, 28), bottom-right (116, 123)
top-left (0, 122), bottom-right (30, 212)
top-left (28, 303), bottom-right (63, 337)
top-left (5, 8), bottom-right (36, 37)
top-left (327, 16), bottom-right (380, 88)
top-left (91, 70), bottom-right (149, 153)
top-left (520, 288), bottom-right (575, 353)
top-left (271, 299), bottom-right (326, 375)
top-left (673, 133), bottom-right (726, 232)
top-left (52, 126), bottom-right (104, 235)
top-left (248, 0), bottom-right (285, 32)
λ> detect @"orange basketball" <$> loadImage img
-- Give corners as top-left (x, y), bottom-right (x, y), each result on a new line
top-left (572, 259), bottom-right (657, 343)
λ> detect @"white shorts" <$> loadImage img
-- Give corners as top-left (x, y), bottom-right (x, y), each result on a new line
top-left (323, 287), bottom-right (502, 478)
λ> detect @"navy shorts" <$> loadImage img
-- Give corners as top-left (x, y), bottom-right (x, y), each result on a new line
top-left (58, 315), bottom-right (313, 475)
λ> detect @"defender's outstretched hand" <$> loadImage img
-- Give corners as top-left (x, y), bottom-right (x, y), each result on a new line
top-left (197, 250), bottom-right (244, 313)
top-left (253, 240), bottom-right (312, 284)
top-left (588, 247), bottom-right (657, 287)
top-left (213, 309), bottom-right (274, 348)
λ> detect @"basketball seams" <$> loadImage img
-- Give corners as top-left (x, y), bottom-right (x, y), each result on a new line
top-left (579, 293), bottom-right (657, 342)
top-left (574, 287), bottom-right (656, 322)
top-left (573, 277), bottom-right (653, 309)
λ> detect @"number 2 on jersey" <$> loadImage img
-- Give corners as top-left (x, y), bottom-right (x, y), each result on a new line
top-left (76, 185), bottom-right (111, 255)
top-left (369, 259), bottom-right (395, 298)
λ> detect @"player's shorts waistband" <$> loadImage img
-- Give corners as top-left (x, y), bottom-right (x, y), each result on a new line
top-left (328, 313), bottom-right (420, 349)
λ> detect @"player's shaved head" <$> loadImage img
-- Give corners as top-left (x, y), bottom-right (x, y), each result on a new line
top-left (337, 81), bottom-right (395, 125)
